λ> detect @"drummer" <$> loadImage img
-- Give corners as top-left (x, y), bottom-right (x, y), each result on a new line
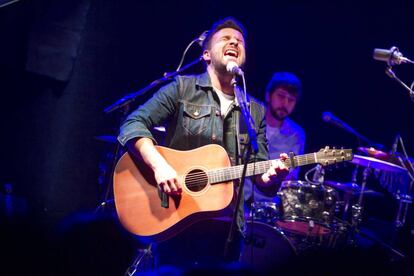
top-left (245, 72), bottom-right (306, 208)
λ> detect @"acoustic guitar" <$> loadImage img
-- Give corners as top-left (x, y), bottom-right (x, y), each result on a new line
top-left (113, 144), bottom-right (352, 241)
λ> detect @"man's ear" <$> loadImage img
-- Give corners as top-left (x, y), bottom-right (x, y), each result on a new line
top-left (202, 50), bottom-right (211, 63)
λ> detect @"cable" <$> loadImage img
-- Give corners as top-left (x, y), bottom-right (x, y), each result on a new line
top-left (304, 166), bottom-right (318, 183)
top-left (175, 39), bottom-right (199, 72)
top-left (241, 72), bottom-right (248, 105)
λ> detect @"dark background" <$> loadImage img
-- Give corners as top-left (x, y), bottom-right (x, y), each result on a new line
top-left (1, 0), bottom-right (413, 274)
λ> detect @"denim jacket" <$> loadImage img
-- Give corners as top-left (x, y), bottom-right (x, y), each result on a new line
top-left (118, 71), bottom-right (268, 164)
top-left (118, 72), bottom-right (269, 232)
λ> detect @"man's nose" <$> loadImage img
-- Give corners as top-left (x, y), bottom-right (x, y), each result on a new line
top-left (229, 37), bottom-right (238, 46)
top-left (280, 96), bottom-right (289, 104)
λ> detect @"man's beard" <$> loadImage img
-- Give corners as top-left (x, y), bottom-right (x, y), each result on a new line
top-left (270, 107), bottom-right (289, 121)
top-left (211, 58), bottom-right (229, 75)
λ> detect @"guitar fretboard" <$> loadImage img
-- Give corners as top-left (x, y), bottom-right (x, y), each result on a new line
top-left (207, 152), bottom-right (319, 184)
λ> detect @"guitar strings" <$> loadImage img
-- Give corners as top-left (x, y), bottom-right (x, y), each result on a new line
top-left (179, 152), bottom-right (347, 188)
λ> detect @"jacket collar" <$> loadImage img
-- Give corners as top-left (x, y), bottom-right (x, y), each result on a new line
top-left (195, 71), bottom-right (212, 89)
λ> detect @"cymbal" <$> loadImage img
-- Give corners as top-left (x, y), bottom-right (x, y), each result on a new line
top-left (350, 154), bottom-right (406, 173)
top-left (358, 147), bottom-right (413, 169)
top-left (357, 147), bottom-right (388, 159)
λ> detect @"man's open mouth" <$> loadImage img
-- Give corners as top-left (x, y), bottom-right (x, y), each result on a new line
top-left (224, 48), bottom-right (239, 58)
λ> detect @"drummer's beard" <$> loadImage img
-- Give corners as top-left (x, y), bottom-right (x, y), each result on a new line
top-left (270, 107), bottom-right (290, 121)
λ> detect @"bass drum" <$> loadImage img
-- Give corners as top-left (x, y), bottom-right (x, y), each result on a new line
top-left (241, 221), bottom-right (297, 272)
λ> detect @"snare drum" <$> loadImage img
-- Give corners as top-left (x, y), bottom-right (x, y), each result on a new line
top-left (276, 181), bottom-right (337, 237)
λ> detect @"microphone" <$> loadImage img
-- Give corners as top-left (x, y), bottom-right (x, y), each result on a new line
top-left (373, 46), bottom-right (413, 66)
top-left (196, 30), bottom-right (209, 47)
top-left (226, 61), bottom-right (244, 76)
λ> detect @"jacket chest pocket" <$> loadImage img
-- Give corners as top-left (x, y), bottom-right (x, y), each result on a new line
top-left (182, 103), bottom-right (212, 136)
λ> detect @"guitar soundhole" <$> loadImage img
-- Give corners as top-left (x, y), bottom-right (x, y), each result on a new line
top-left (185, 169), bottom-right (208, 192)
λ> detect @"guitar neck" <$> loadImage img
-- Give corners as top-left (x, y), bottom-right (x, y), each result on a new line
top-left (207, 152), bottom-right (319, 184)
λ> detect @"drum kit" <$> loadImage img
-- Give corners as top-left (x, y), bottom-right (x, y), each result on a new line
top-left (95, 132), bottom-right (413, 272)
top-left (242, 147), bottom-right (413, 270)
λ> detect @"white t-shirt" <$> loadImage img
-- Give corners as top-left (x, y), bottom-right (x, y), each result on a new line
top-left (213, 86), bottom-right (235, 118)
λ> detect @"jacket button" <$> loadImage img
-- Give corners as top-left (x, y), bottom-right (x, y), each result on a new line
top-left (212, 134), bottom-right (216, 141)
top-left (215, 110), bottom-right (221, 116)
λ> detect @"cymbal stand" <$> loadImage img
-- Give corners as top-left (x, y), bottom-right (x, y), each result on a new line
top-left (394, 180), bottom-right (413, 227)
top-left (341, 165), bottom-right (360, 221)
top-left (352, 167), bottom-right (371, 228)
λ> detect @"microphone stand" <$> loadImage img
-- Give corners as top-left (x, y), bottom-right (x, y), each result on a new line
top-left (223, 75), bottom-right (258, 260)
top-left (385, 66), bottom-right (414, 102)
top-left (104, 56), bottom-right (203, 114)
top-left (233, 77), bottom-right (258, 154)
top-left (342, 125), bottom-right (382, 149)
top-left (326, 115), bottom-right (384, 149)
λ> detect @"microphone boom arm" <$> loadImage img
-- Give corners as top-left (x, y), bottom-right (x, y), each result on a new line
top-left (104, 56), bottom-right (203, 114)
top-left (385, 66), bottom-right (414, 102)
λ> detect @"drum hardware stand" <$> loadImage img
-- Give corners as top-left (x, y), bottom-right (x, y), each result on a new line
top-left (394, 190), bottom-right (412, 228)
top-left (351, 167), bottom-right (371, 226)
top-left (346, 167), bottom-right (371, 247)
top-left (342, 166), bottom-right (360, 221)
top-left (124, 244), bottom-right (154, 275)
top-left (393, 143), bottom-right (414, 228)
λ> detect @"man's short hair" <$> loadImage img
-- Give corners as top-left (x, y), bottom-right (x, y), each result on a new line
top-left (266, 72), bottom-right (302, 99)
top-left (202, 17), bottom-right (247, 51)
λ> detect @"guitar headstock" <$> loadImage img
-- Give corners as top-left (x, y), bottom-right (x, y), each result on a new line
top-left (316, 146), bottom-right (353, 166)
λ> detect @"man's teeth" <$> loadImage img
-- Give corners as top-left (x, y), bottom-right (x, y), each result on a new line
top-left (225, 50), bottom-right (238, 57)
